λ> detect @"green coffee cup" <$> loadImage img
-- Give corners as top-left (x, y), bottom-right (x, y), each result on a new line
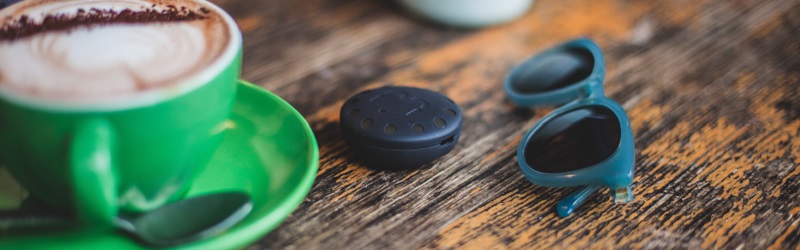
top-left (0, 0), bottom-right (242, 228)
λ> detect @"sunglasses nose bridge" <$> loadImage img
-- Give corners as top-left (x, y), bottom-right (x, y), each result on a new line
top-left (582, 76), bottom-right (605, 99)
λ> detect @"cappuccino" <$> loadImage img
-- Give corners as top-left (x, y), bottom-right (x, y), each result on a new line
top-left (0, 0), bottom-right (236, 106)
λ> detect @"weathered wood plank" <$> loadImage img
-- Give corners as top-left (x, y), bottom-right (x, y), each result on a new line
top-left (424, 1), bottom-right (800, 249)
top-left (208, 0), bottom-right (800, 248)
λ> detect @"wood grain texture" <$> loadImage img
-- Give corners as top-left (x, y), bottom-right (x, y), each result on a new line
top-left (208, 0), bottom-right (800, 248)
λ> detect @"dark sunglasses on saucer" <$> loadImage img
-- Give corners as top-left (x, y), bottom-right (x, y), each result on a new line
top-left (504, 38), bottom-right (635, 217)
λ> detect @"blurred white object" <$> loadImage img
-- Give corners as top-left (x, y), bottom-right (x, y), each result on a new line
top-left (397, 0), bottom-right (534, 28)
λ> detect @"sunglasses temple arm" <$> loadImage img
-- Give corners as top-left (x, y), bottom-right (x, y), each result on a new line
top-left (556, 185), bottom-right (601, 217)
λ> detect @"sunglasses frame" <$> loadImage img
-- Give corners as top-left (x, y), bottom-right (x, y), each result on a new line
top-left (504, 38), bottom-right (635, 217)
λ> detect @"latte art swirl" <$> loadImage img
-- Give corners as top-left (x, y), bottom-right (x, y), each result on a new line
top-left (0, 0), bottom-right (233, 105)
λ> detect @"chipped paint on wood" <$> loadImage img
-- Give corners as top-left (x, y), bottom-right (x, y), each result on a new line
top-left (205, 0), bottom-right (800, 248)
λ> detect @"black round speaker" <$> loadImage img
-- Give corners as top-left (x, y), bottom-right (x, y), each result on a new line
top-left (340, 86), bottom-right (462, 169)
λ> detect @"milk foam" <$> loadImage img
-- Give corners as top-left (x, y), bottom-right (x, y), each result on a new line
top-left (0, 0), bottom-right (233, 106)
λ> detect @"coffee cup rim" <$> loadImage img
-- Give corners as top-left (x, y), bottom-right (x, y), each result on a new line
top-left (0, 0), bottom-right (243, 112)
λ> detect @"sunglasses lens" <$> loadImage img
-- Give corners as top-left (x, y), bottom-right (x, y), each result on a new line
top-left (511, 48), bottom-right (594, 94)
top-left (524, 106), bottom-right (620, 173)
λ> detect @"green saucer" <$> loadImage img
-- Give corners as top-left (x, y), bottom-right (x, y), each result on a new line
top-left (0, 81), bottom-right (319, 249)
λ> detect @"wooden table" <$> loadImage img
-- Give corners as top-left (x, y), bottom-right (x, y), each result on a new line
top-left (210, 0), bottom-right (800, 248)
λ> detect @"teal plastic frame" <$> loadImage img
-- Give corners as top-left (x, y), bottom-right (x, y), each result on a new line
top-left (504, 38), bottom-right (635, 217)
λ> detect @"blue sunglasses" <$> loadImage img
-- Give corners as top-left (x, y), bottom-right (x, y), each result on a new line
top-left (504, 38), bottom-right (635, 217)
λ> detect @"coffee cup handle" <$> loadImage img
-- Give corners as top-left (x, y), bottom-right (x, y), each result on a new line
top-left (69, 118), bottom-right (118, 227)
